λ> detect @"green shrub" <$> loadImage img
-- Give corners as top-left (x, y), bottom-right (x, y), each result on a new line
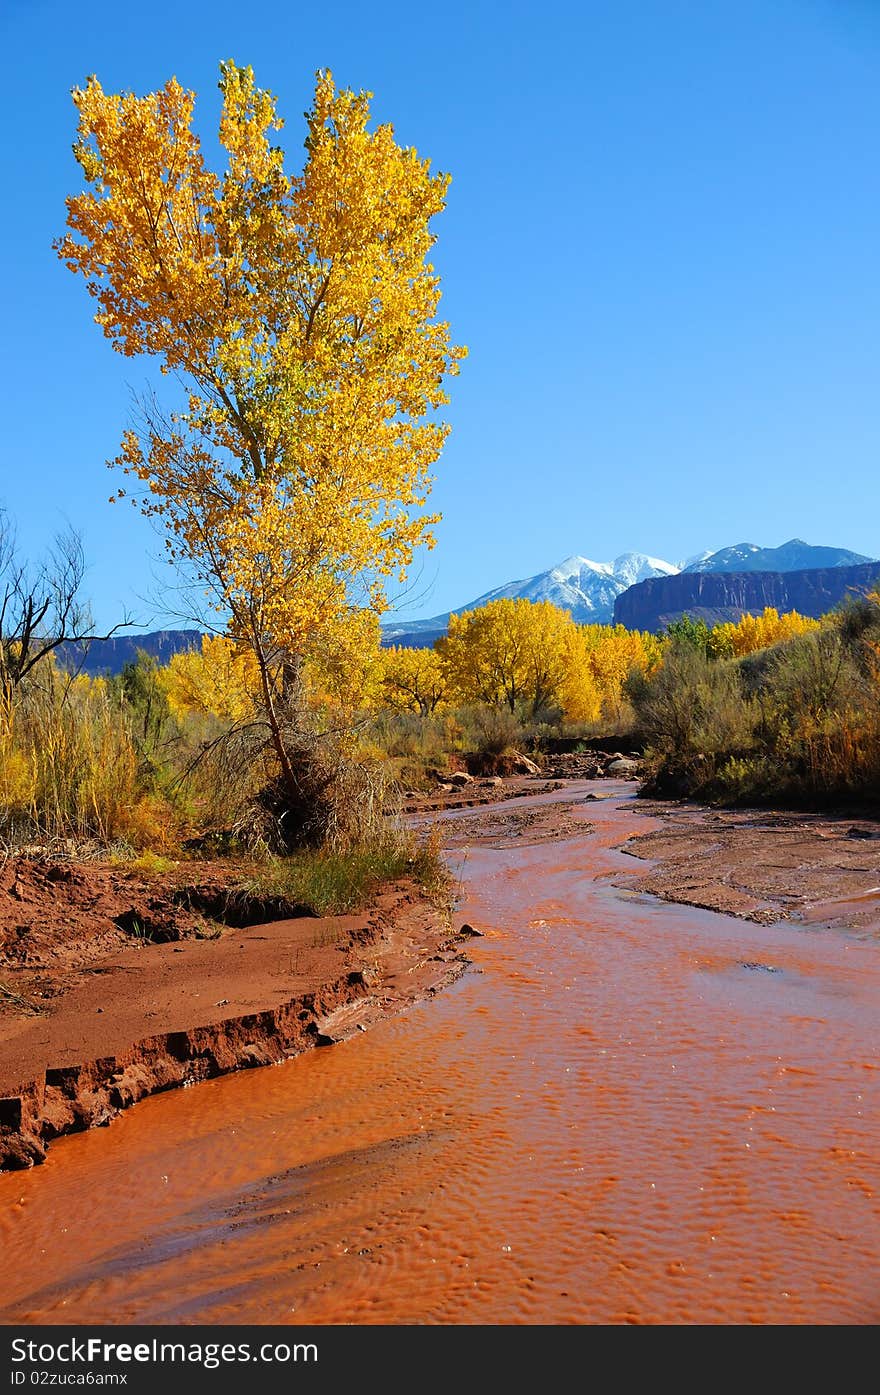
top-left (631, 609), bottom-right (880, 808)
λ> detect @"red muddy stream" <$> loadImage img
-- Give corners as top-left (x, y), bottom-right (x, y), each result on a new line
top-left (0, 786), bottom-right (878, 1324)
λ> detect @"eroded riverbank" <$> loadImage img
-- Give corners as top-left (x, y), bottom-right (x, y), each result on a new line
top-left (0, 884), bottom-right (469, 1169)
top-left (0, 782), bottom-right (878, 1323)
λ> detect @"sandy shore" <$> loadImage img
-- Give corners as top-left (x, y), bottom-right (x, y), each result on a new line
top-left (0, 774), bottom-right (571, 1172)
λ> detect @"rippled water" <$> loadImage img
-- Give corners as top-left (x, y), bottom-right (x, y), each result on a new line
top-left (1, 786), bottom-right (878, 1324)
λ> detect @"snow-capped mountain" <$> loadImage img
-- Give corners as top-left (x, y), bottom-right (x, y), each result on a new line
top-left (382, 552), bottom-right (680, 643)
top-left (474, 552), bottom-right (679, 616)
top-left (381, 538), bottom-right (878, 646)
top-left (446, 552), bottom-right (680, 624)
top-left (607, 552), bottom-right (680, 589)
top-left (683, 539), bottom-right (872, 574)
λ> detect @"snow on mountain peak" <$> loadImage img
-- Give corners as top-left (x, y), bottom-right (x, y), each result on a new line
top-left (485, 550), bottom-right (682, 624)
top-left (551, 555), bottom-right (613, 580)
top-left (611, 553), bottom-right (681, 587)
top-left (684, 540), bottom-right (874, 575)
top-left (681, 549), bottom-right (715, 570)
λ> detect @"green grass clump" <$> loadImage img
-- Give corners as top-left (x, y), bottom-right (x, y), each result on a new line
top-left (245, 829), bottom-right (453, 917)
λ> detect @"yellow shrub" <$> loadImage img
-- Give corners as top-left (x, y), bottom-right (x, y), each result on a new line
top-left (709, 607), bottom-right (819, 658)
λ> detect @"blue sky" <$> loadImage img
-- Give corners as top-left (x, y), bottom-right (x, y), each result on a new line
top-left (2, 0), bottom-right (879, 630)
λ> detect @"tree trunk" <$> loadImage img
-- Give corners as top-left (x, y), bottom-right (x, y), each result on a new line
top-left (253, 638), bottom-right (299, 796)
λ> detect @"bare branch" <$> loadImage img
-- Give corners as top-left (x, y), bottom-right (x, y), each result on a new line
top-left (0, 505), bottom-right (136, 699)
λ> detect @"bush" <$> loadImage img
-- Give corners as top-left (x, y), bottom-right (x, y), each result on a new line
top-left (631, 610), bottom-right (880, 807)
top-left (465, 704), bottom-right (525, 761)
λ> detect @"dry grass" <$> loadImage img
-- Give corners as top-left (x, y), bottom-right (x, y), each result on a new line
top-left (0, 668), bottom-right (178, 848)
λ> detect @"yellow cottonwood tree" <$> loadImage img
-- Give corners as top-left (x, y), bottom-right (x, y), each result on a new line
top-left (439, 598), bottom-right (600, 719)
top-left (376, 645), bottom-right (447, 716)
top-left (581, 623), bottom-right (662, 720)
top-left (302, 609), bottom-right (382, 716)
top-left (58, 63), bottom-right (464, 804)
top-left (160, 635), bottom-right (260, 723)
top-left (557, 627), bottom-right (602, 723)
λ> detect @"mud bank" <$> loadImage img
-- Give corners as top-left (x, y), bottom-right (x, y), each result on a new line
top-left (0, 885), bottom-right (470, 1171)
top-left (616, 800), bottom-right (880, 932)
top-left (402, 775), bottom-right (564, 815)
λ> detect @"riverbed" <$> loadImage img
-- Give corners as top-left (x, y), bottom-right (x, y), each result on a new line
top-left (0, 784), bottom-right (877, 1323)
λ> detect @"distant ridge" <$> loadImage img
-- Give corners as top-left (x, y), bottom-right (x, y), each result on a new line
top-left (383, 538), bottom-right (876, 645)
top-left (51, 541), bottom-right (879, 671)
top-left (614, 561), bottom-right (880, 633)
top-left (58, 629), bottom-right (202, 676)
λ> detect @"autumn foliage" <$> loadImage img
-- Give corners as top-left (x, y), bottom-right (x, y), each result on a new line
top-left (161, 635), bottom-right (260, 724)
top-left (58, 62), bottom-right (464, 843)
top-left (58, 65), bottom-right (463, 642)
top-left (708, 607), bottom-right (819, 658)
top-left (432, 600), bottom-right (659, 723)
top-left (437, 600), bottom-right (597, 719)
top-left (2, 585), bottom-right (878, 850)
top-left (376, 646), bottom-right (447, 716)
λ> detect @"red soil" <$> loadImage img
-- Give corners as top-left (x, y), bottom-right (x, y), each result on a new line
top-left (0, 857), bottom-right (469, 1169)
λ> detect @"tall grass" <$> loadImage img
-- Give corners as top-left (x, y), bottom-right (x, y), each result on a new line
top-left (0, 659), bottom-right (455, 893)
top-left (0, 669), bottom-right (175, 847)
